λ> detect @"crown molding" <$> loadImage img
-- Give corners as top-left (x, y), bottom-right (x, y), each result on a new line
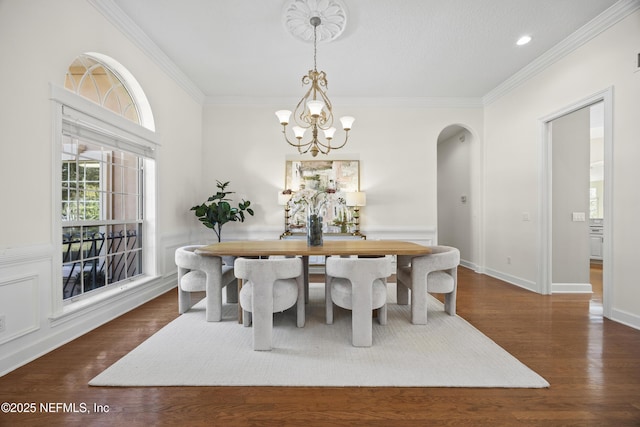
top-left (204, 96), bottom-right (483, 109)
top-left (482, 0), bottom-right (640, 106)
top-left (87, 0), bottom-right (205, 105)
top-left (89, 0), bottom-right (638, 110)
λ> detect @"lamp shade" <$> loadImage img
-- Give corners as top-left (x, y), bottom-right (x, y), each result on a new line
top-left (292, 126), bottom-right (306, 139)
top-left (275, 110), bottom-right (292, 125)
top-left (323, 127), bottom-right (336, 139)
top-left (307, 100), bottom-right (324, 116)
top-left (339, 116), bottom-right (355, 130)
top-left (346, 191), bottom-right (366, 207)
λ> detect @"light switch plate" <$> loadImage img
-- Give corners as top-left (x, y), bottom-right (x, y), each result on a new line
top-left (572, 212), bottom-right (586, 222)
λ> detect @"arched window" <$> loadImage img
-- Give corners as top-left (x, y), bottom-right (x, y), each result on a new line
top-left (55, 53), bottom-right (157, 305)
top-left (65, 54), bottom-right (140, 124)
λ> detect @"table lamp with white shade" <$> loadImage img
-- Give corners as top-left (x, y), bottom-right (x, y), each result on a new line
top-left (346, 191), bottom-right (366, 237)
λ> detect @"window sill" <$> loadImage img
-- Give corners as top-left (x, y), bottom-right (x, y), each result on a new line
top-left (49, 275), bottom-right (160, 327)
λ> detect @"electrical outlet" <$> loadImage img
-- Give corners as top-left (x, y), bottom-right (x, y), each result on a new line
top-left (0, 315), bottom-right (6, 333)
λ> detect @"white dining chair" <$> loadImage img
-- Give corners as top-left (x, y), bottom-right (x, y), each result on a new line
top-left (235, 257), bottom-right (305, 351)
top-left (325, 256), bottom-right (393, 347)
top-left (175, 245), bottom-right (237, 321)
top-left (396, 246), bottom-right (460, 324)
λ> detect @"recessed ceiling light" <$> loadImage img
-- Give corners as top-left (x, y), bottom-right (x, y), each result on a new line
top-left (517, 35), bottom-right (532, 46)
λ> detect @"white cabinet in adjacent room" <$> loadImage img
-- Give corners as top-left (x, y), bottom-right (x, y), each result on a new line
top-left (590, 219), bottom-right (603, 260)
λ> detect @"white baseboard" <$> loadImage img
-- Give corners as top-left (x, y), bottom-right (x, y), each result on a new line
top-left (551, 282), bottom-right (593, 293)
top-left (610, 308), bottom-right (640, 331)
top-left (460, 259), bottom-right (479, 272)
top-left (482, 267), bottom-right (539, 293)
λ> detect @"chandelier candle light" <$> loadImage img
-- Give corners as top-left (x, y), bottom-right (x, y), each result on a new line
top-left (276, 16), bottom-right (354, 157)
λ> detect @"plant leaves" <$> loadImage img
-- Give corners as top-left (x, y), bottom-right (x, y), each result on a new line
top-left (191, 181), bottom-right (254, 239)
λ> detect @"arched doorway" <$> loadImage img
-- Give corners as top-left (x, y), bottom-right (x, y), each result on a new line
top-left (437, 125), bottom-right (477, 269)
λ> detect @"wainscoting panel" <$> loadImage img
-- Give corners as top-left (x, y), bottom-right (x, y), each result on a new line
top-left (0, 233), bottom-right (182, 377)
top-left (363, 226), bottom-right (436, 246)
top-left (161, 230), bottom-right (194, 279)
top-left (0, 273), bottom-right (40, 345)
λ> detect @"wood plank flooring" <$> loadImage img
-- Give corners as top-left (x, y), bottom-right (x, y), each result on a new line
top-left (1, 267), bottom-right (639, 426)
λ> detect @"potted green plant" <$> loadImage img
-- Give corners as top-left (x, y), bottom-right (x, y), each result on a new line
top-left (191, 180), bottom-right (254, 242)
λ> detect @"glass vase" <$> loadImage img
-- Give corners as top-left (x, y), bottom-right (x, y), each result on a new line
top-left (307, 209), bottom-right (323, 247)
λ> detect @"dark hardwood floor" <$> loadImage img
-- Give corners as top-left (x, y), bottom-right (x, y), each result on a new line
top-left (1, 267), bottom-right (639, 426)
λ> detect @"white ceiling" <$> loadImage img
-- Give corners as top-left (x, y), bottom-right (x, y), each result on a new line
top-left (107, 0), bottom-right (621, 103)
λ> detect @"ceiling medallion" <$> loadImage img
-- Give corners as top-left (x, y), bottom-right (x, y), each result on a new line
top-left (282, 0), bottom-right (347, 43)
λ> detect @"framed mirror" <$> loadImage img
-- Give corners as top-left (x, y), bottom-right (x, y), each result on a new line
top-left (283, 160), bottom-right (360, 235)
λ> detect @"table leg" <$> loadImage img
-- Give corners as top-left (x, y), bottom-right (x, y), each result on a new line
top-left (303, 255), bottom-right (309, 303)
top-left (237, 278), bottom-right (243, 324)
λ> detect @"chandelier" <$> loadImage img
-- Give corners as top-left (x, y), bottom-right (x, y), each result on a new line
top-left (275, 16), bottom-right (354, 157)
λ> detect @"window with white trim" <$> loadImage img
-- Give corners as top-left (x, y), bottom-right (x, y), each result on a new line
top-left (59, 53), bottom-right (156, 302)
top-left (61, 138), bottom-right (144, 299)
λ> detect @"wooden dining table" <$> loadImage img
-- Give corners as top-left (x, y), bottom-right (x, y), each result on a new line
top-left (195, 239), bottom-right (431, 258)
top-left (195, 239), bottom-right (432, 322)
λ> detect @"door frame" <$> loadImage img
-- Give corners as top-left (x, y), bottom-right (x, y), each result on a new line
top-left (538, 87), bottom-right (613, 318)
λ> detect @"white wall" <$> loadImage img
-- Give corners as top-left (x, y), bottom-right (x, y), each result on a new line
top-left (201, 104), bottom-right (484, 244)
top-left (0, 0), bottom-right (203, 375)
top-left (484, 10), bottom-right (640, 326)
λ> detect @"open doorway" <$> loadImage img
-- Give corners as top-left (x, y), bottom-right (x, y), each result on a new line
top-left (437, 125), bottom-right (475, 269)
top-left (589, 102), bottom-right (604, 317)
top-left (539, 88), bottom-right (612, 319)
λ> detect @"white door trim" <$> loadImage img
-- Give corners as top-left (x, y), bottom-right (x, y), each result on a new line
top-left (538, 87), bottom-right (613, 318)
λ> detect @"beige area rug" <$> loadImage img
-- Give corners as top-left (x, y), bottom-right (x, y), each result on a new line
top-left (90, 283), bottom-right (549, 388)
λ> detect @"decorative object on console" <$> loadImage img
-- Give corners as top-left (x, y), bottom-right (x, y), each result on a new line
top-left (332, 202), bottom-right (352, 233)
top-left (278, 189), bottom-right (293, 237)
top-left (190, 180), bottom-right (254, 242)
top-left (275, 9), bottom-right (354, 157)
top-left (346, 191), bottom-right (366, 237)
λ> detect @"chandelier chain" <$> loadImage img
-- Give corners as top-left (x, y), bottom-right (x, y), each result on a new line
top-left (313, 21), bottom-right (317, 72)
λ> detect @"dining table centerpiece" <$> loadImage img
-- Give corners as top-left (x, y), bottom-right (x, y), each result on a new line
top-left (290, 188), bottom-right (331, 246)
